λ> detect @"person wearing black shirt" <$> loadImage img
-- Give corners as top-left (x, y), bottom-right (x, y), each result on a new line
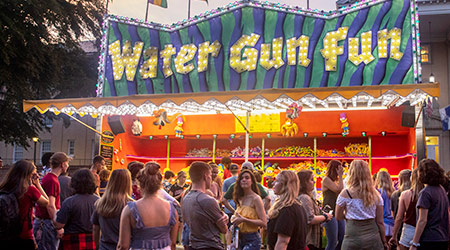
top-left (267, 170), bottom-right (308, 250)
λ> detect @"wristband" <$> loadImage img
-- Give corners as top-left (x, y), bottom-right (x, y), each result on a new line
top-left (409, 241), bottom-right (420, 247)
top-left (322, 214), bottom-right (328, 222)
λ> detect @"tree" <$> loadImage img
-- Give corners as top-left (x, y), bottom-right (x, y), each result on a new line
top-left (0, 0), bottom-right (105, 147)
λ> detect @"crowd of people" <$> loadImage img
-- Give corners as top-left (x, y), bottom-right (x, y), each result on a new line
top-left (0, 152), bottom-right (449, 250)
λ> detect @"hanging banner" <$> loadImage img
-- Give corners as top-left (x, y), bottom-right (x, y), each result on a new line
top-left (97, 0), bottom-right (421, 97)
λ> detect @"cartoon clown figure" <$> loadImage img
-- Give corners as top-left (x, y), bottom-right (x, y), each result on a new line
top-left (340, 113), bottom-right (349, 136)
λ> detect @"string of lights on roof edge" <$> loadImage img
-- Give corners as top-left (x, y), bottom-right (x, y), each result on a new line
top-left (31, 89), bottom-right (432, 117)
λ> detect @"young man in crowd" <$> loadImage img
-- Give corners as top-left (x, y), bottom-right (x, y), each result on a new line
top-left (221, 156), bottom-right (232, 180)
top-left (221, 163), bottom-right (240, 248)
top-left (34, 152), bottom-right (70, 250)
top-left (90, 155), bottom-right (106, 195)
top-left (182, 161), bottom-right (228, 250)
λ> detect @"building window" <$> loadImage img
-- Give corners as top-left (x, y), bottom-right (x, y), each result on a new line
top-left (13, 144), bottom-right (24, 162)
top-left (68, 140), bottom-right (75, 156)
top-left (421, 44), bottom-right (431, 64)
top-left (426, 136), bottom-right (439, 163)
top-left (41, 140), bottom-right (51, 160)
top-left (43, 117), bottom-right (53, 128)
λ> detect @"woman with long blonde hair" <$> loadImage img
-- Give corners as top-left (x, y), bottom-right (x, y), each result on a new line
top-left (388, 169), bottom-right (424, 250)
top-left (336, 160), bottom-right (387, 250)
top-left (92, 169), bottom-right (133, 250)
top-left (376, 170), bottom-right (395, 240)
top-left (267, 170), bottom-right (308, 250)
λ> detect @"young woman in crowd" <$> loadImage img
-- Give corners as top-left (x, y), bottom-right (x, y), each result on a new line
top-left (54, 168), bottom-right (99, 250)
top-left (0, 160), bottom-right (49, 249)
top-left (98, 169), bottom-right (111, 196)
top-left (390, 170), bottom-right (411, 220)
top-left (231, 169), bottom-right (266, 250)
top-left (92, 169), bottom-right (133, 250)
top-left (169, 170), bottom-right (189, 203)
top-left (321, 160), bottom-right (345, 250)
top-left (376, 170), bottom-right (395, 241)
top-left (336, 160), bottom-right (387, 250)
top-left (267, 170), bottom-right (308, 250)
top-left (388, 168), bottom-right (423, 250)
top-left (409, 159), bottom-right (449, 250)
top-left (208, 162), bottom-right (222, 202)
top-left (162, 170), bottom-right (175, 192)
top-left (297, 170), bottom-right (333, 250)
top-left (127, 161), bottom-right (145, 200)
top-left (117, 162), bottom-right (178, 250)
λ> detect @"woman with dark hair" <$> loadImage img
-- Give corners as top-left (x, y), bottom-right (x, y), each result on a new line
top-left (118, 162), bottom-right (178, 250)
top-left (409, 159), bottom-right (449, 250)
top-left (267, 170), bottom-right (308, 250)
top-left (54, 168), bottom-right (99, 250)
top-left (231, 169), bottom-right (266, 250)
top-left (92, 169), bottom-right (133, 250)
top-left (127, 161), bottom-right (145, 200)
top-left (388, 168), bottom-right (423, 250)
top-left (0, 160), bottom-right (49, 249)
top-left (297, 170), bottom-right (332, 250)
top-left (321, 160), bottom-right (345, 250)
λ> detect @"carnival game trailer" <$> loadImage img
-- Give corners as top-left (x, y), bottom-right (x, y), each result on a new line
top-left (24, 0), bottom-right (440, 180)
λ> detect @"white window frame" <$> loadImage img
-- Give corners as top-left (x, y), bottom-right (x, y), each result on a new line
top-left (43, 117), bottom-right (53, 128)
top-left (13, 144), bottom-right (24, 162)
top-left (40, 140), bottom-right (52, 160)
top-left (68, 140), bottom-right (75, 157)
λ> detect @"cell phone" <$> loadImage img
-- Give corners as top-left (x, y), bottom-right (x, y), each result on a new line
top-left (323, 205), bottom-right (332, 213)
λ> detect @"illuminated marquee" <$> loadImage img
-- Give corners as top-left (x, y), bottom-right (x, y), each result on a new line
top-left (99, 0), bottom-right (421, 97)
top-left (109, 28), bottom-right (403, 80)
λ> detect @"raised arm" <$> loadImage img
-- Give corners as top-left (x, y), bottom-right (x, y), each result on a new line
top-left (117, 206), bottom-right (132, 250)
top-left (389, 190), bottom-right (409, 247)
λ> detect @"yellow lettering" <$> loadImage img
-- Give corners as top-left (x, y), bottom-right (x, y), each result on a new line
top-left (260, 37), bottom-right (285, 70)
top-left (175, 44), bottom-right (197, 74)
top-left (320, 27), bottom-right (348, 71)
top-left (197, 41), bottom-right (221, 73)
top-left (286, 35), bottom-right (311, 67)
top-left (140, 47), bottom-right (158, 79)
top-left (109, 40), bottom-right (144, 81)
top-left (348, 31), bottom-right (375, 65)
top-left (160, 44), bottom-right (176, 78)
top-left (378, 28), bottom-right (403, 60)
top-left (230, 33), bottom-right (260, 73)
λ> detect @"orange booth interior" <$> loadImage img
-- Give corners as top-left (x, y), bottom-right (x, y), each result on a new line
top-left (100, 106), bottom-right (416, 181)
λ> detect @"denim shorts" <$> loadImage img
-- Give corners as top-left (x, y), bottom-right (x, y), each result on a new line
top-left (399, 224), bottom-right (415, 248)
top-left (182, 223), bottom-right (190, 246)
top-left (238, 232), bottom-right (261, 250)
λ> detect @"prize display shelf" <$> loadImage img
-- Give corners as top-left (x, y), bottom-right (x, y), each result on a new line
top-left (125, 134), bottom-right (414, 175)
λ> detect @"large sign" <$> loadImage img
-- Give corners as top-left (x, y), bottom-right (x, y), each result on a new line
top-left (98, 0), bottom-right (421, 97)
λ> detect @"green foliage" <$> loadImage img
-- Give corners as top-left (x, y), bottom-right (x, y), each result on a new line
top-left (0, 0), bottom-right (104, 148)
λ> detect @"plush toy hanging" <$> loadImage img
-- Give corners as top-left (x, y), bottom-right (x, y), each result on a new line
top-left (281, 103), bottom-right (302, 136)
top-left (153, 109), bottom-right (181, 129)
top-left (340, 113), bottom-right (349, 136)
top-left (174, 114), bottom-right (185, 137)
top-left (131, 119), bottom-right (143, 136)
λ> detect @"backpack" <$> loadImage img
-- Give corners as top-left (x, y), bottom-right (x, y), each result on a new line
top-left (0, 191), bottom-right (21, 240)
